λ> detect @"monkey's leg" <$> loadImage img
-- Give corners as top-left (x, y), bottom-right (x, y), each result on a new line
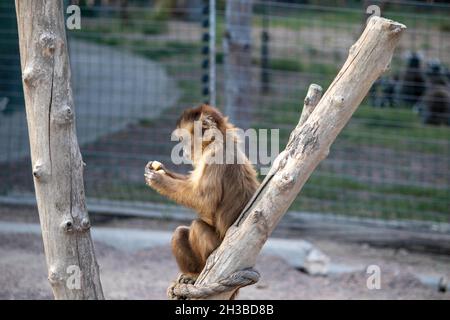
top-left (189, 219), bottom-right (221, 271)
top-left (190, 220), bottom-right (241, 300)
top-left (171, 220), bottom-right (221, 279)
top-left (171, 226), bottom-right (203, 278)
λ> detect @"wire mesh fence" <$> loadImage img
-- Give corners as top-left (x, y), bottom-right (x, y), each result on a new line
top-left (0, 1), bottom-right (449, 226)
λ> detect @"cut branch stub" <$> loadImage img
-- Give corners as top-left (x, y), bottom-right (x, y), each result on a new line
top-left (298, 84), bottom-right (323, 127)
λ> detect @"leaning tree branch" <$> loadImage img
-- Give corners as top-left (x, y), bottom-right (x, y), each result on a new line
top-left (15, 0), bottom-right (104, 299)
top-left (171, 16), bottom-right (406, 300)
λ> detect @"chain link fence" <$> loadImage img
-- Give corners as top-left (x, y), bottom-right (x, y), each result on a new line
top-left (0, 0), bottom-right (449, 227)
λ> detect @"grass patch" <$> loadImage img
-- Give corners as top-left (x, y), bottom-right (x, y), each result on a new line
top-left (74, 29), bottom-right (201, 62)
top-left (268, 58), bottom-right (302, 72)
top-left (266, 58), bottom-right (338, 75)
top-left (139, 118), bottom-right (156, 127)
top-left (252, 7), bottom-right (363, 30)
top-left (341, 105), bottom-right (450, 154)
top-left (78, 10), bottom-right (168, 35)
top-left (287, 172), bottom-right (449, 222)
top-left (176, 79), bottom-right (203, 102)
top-left (306, 173), bottom-right (449, 203)
top-left (135, 41), bottom-right (201, 61)
top-left (258, 98), bottom-right (450, 155)
top-left (251, 4), bottom-right (450, 32)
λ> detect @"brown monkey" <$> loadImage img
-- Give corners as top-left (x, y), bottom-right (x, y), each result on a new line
top-left (145, 104), bottom-right (259, 283)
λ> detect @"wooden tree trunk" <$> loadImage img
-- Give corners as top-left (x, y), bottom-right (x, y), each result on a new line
top-left (192, 17), bottom-right (406, 299)
top-left (223, 0), bottom-right (253, 128)
top-left (15, 0), bottom-right (104, 299)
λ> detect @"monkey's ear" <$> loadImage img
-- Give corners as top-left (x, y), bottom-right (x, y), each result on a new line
top-left (177, 108), bottom-right (202, 127)
top-left (188, 109), bottom-right (202, 122)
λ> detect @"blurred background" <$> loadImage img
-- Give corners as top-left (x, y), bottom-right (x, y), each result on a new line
top-left (0, 0), bottom-right (449, 299)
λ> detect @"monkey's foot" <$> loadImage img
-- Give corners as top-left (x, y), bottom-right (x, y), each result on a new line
top-left (167, 280), bottom-right (187, 300)
top-left (167, 274), bottom-right (198, 300)
top-left (177, 273), bottom-right (197, 285)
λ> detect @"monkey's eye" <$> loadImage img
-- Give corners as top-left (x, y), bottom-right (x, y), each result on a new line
top-left (179, 136), bottom-right (183, 142)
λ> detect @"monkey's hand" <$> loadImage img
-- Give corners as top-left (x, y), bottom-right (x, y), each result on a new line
top-left (146, 160), bottom-right (166, 173)
top-left (144, 161), bottom-right (166, 188)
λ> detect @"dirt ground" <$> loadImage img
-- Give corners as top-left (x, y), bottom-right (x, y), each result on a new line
top-left (0, 205), bottom-right (449, 300)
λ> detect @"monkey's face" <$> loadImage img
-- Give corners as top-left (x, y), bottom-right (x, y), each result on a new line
top-left (175, 104), bottom-right (228, 166)
top-left (173, 120), bottom-right (197, 163)
top-left (175, 120), bottom-right (213, 165)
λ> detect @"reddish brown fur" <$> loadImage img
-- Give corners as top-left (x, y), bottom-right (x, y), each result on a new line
top-left (145, 104), bottom-right (259, 281)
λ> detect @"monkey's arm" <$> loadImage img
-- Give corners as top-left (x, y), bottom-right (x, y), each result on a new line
top-left (147, 161), bottom-right (188, 180)
top-left (144, 167), bottom-right (216, 215)
top-left (165, 170), bottom-right (189, 180)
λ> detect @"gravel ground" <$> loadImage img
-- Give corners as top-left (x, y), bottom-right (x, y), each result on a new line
top-left (1, 206), bottom-right (449, 300)
top-left (0, 232), bottom-right (449, 300)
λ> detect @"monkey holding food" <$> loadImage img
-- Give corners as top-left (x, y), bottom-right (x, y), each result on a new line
top-left (144, 104), bottom-right (259, 286)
